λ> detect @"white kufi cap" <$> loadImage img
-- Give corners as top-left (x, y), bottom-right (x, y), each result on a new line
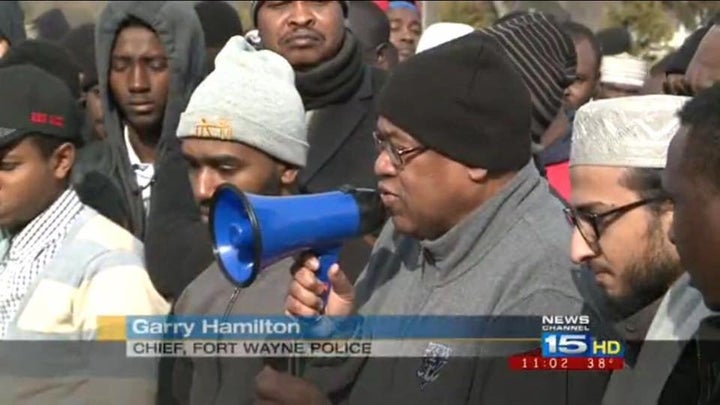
top-left (600, 53), bottom-right (649, 88)
top-left (570, 95), bottom-right (691, 168)
top-left (416, 22), bottom-right (475, 54)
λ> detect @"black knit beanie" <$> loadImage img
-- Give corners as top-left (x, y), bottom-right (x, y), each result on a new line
top-left (377, 32), bottom-right (532, 172)
top-left (60, 24), bottom-right (97, 92)
top-left (596, 27), bottom-right (632, 56)
top-left (194, 1), bottom-right (244, 48)
top-left (33, 8), bottom-right (70, 42)
top-left (251, 1), bottom-right (349, 26)
top-left (482, 12), bottom-right (576, 144)
top-left (0, 39), bottom-right (82, 99)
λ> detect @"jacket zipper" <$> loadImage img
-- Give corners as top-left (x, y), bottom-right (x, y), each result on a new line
top-left (209, 287), bottom-right (242, 405)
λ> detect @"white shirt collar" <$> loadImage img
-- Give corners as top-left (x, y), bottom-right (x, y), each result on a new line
top-left (124, 126), bottom-right (151, 168)
top-left (123, 127), bottom-right (155, 214)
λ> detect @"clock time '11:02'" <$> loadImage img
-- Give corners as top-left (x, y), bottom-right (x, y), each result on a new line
top-left (508, 356), bottom-right (625, 371)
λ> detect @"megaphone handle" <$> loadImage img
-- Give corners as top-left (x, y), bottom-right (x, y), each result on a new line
top-left (314, 246), bottom-right (341, 306)
top-left (286, 247), bottom-right (340, 377)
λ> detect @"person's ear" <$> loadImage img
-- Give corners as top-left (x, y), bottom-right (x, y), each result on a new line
top-left (52, 143), bottom-right (75, 180)
top-left (0, 38), bottom-right (9, 58)
top-left (468, 167), bottom-right (488, 183)
top-left (660, 203), bottom-right (675, 237)
top-left (279, 166), bottom-right (299, 188)
top-left (378, 42), bottom-right (399, 69)
top-left (592, 71), bottom-right (602, 98)
top-left (376, 43), bottom-right (389, 63)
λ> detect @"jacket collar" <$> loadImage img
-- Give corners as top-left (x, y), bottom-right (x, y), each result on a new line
top-left (355, 65), bottom-right (376, 101)
top-left (419, 162), bottom-right (542, 282)
top-left (299, 66), bottom-right (376, 192)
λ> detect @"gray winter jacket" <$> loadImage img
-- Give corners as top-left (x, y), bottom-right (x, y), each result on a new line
top-left (304, 162), bottom-right (609, 404)
top-left (166, 259), bottom-right (294, 405)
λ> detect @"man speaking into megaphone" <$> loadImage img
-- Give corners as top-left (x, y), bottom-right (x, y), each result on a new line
top-left (271, 26), bottom-right (601, 405)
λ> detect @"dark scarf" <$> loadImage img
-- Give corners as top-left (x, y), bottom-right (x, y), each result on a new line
top-left (295, 30), bottom-right (364, 110)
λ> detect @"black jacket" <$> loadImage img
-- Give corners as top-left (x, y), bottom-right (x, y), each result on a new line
top-left (299, 65), bottom-right (384, 194)
top-left (692, 316), bottom-right (720, 405)
top-left (301, 65), bottom-right (386, 283)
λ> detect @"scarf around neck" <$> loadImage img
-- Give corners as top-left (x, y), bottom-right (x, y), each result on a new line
top-left (295, 30), bottom-right (365, 110)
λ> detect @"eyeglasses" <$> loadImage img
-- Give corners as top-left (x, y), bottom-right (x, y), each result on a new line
top-left (372, 131), bottom-right (427, 169)
top-left (563, 196), bottom-right (668, 253)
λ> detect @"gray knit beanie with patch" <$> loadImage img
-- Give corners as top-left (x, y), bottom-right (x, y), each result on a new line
top-left (176, 36), bottom-right (308, 167)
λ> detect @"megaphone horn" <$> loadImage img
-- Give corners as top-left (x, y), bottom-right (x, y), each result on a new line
top-left (209, 184), bottom-right (386, 294)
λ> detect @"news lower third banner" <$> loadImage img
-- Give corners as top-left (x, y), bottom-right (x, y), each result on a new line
top-left (96, 315), bottom-right (624, 359)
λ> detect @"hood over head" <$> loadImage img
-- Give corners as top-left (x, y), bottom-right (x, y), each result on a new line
top-left (77, 1), bottom-right (206, 238)
top-left (33, 8), bottom-right (70, 42)
top-left (61, 23), bottom-right (98, 92)
top-left (95, 1), bottom-right (206, 146)
top-left (0, 1), bottom-right (26, 46)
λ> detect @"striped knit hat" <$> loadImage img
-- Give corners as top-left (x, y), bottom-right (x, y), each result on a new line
top-left (482, 12), bottom-right (577, 145)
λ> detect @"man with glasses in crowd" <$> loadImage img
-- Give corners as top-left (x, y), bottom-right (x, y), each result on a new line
top-left (264, 32), bottom-right (596, 404)
top-left (566, 95), bottom-right (711, 404)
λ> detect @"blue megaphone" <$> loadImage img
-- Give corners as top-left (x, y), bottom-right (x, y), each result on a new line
top-left (209, 185), bottom-right (386, 297)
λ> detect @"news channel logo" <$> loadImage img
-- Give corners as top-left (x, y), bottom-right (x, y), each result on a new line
top-left (540, 316), bottom-right (623, 358)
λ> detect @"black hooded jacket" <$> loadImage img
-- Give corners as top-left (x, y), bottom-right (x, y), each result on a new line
top-left (0, 1), bottom-right (25, 47)
top-left (72, 1), bottom-right (206, 241)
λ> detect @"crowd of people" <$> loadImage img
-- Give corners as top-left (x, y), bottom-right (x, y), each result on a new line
top-left (1, 0), bottom-right (720, 404)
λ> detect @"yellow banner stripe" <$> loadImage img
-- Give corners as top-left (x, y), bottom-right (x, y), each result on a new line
top-left (97, 316), bottom-right (127, 341)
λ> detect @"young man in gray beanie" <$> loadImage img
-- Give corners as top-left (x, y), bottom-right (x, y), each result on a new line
top-left (256, 31), bottom-right (603, 405)
top-left (163, 35), bottom-right (310, 405)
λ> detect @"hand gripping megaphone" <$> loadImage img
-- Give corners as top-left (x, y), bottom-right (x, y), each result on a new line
top-left (209, 184), bottom-right (386, 297)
